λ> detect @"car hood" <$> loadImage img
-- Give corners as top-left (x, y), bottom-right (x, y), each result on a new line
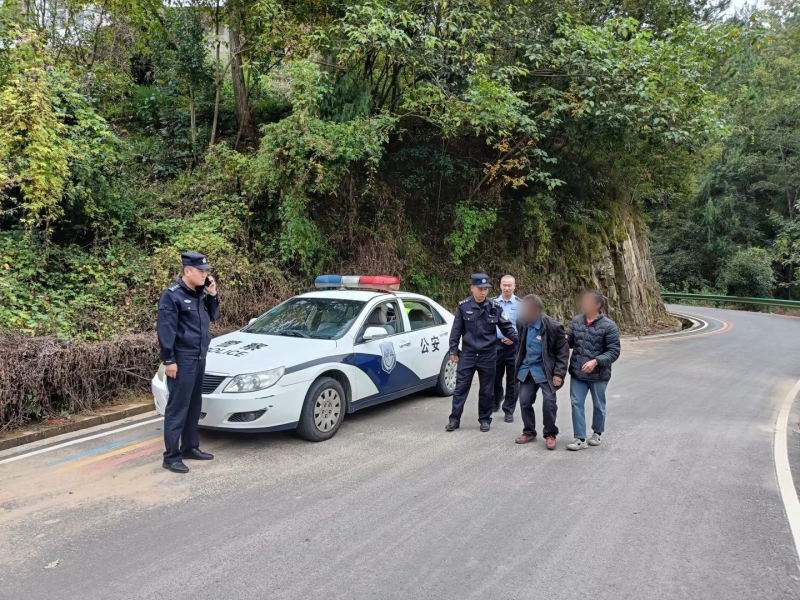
top-left (205, 331), bottom-right (341, 375)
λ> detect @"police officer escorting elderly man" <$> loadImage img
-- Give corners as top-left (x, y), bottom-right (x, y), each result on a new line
top-left (157, 252), bottom-right (220, 474)
top-left (448, 275), bottom-right (621, 450)
top-left (447, 274), bottom-right (518, 432)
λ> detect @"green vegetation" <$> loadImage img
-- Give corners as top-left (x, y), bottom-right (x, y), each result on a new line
top-left (0, 0), bottom-right (776, 344)
top-left (717, 247), bottom-right (776, 298)
top-left (649, 0), bottom-right (800, 299)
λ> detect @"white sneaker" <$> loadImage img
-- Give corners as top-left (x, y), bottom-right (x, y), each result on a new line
top-left (588, 433), bottom-right (602, 446)
top-left (566, 439), bottom-right (587, 451)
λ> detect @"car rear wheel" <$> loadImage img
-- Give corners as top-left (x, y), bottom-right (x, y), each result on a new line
top-left (296, 377), bottom-right (346, 442)
top-left (434, 354), bottom-right (458, 396)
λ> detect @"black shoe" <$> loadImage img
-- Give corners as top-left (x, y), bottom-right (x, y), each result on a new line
top-left (480, 422), bottom-right (490, 432)
top-left (445, 420), bottom-right (460, 432)
top-left (162, 461), bottom-right (189, 474)
top-left (182, 448), bottom-right (214, 461)
top-left (504, 413), bottom-right (514, 423)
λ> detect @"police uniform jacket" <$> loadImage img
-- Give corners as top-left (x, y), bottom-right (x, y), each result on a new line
top-left (157, 278), bottom-right (220, 364)
top-left (449, 297), bottom-right (518, 356)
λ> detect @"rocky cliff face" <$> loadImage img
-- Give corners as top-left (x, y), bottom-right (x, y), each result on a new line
top-left (343, 212), bottom-right (667, 333)
top-left (520, 216), bottom-right (667, 332)
top-left (598, 217), bottom-right (667, 330)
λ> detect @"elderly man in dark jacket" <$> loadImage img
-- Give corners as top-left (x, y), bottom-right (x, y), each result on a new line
top-left (513, 295), bottom-right (570, 450)
top-left (565, 290), bottom-right (621, 451)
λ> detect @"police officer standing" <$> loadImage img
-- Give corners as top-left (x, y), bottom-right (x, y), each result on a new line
top-left (157, 252), bottom-right (220, 473)
top-left (447, 274), bottom-right (518, 432)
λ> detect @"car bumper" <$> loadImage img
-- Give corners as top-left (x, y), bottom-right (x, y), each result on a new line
top-left (151, 375), bottom-right (304, 431)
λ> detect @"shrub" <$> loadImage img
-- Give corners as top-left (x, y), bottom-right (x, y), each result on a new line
top-left (717, 248), bottom-right (775, 298)
top-left (0, 332), bottom-right (158, 431)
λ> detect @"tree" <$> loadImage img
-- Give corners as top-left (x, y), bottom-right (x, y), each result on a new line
top-left (0, 27), bottom-right (119, 235)
top-left (0, 0), bottom-right (762, 340)
top-left (717, 247), bottom-right (775, 297)
top-left (650, 0), bottom-right (800, 296)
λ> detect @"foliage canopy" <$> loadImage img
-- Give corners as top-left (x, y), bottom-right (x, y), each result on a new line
top-left (0, 0), bottom-right (783, 337)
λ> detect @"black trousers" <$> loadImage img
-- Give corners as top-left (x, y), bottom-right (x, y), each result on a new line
top-left (494, 341), bottom-right (518, 414)
top-left (449, 353), bottom-right (496, 425)
top-left (164, 358), bottom-right (205, 463)
top-left (519, 374), bottom-right (559, 438)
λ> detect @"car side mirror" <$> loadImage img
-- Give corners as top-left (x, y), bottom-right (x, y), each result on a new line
top-left (363, 326), bottom-right (388, 340)
top-left (248, 318), bottom-right (257, 326)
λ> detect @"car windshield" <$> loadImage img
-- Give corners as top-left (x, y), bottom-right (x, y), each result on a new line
top-left (244, 298), bottom-right (366, 339)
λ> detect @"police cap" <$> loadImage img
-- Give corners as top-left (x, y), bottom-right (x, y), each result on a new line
top-left (181, 252), bottom-right (211, 271)
top-left (471, 273), bottom-right (491, 288)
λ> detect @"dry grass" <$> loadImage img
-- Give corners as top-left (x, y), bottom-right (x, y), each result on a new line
top-left (0, 332), bottom-right (159, 431)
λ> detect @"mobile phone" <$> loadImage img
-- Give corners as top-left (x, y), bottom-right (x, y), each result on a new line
top-left (205, 275), bottom-right (212, 287)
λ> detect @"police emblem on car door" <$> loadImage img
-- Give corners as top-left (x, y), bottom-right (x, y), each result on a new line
top-left (379, 341), bottom-right (396, 373)
top-left (349, 299), bottom-right (416, 400)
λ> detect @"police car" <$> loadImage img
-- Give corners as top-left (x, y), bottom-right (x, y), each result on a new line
top-left (151, 275), bottom-right (457, 441)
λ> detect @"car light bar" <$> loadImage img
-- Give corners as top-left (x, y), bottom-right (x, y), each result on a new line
top-left (314, 275), bottom-right (401, 292)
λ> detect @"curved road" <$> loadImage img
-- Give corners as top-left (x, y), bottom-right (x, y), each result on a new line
top-left (1, 306), bottom-right (800, 599)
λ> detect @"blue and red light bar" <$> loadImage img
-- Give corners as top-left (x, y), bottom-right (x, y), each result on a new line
top-left (314, 275), bottom-right (401, 292)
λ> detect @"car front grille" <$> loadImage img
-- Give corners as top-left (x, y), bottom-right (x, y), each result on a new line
top-left (199, 412), bottom-right (207, 420)
top-left (202, 374), bottom-right (227, 394)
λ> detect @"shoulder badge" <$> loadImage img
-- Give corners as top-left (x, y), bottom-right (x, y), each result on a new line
top-left (459, 298), bottom-right (470, 305)
top-left (168, 284), bottom-right (179, 292)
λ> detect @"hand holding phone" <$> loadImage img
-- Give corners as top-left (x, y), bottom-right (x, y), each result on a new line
top-left (205, 275), bottom-right (217, 296)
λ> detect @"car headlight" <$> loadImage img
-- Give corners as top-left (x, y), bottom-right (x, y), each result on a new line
top-left (223, 367), bottom-right (285, 393)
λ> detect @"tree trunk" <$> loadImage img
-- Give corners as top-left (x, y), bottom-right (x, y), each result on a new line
top-left (209, 0), bottom-right (222, 147)
top-left (228, 14), bottom-right (257, 147)
top-left (189, 89), bottom-right (197, 162)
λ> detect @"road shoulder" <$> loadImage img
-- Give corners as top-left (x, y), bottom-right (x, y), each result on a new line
top-left (0, 398), bottom-right (154, 452)
top-left (789, 390), bottom-right (800, 515)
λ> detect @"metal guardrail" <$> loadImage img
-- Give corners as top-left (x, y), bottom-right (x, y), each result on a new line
top-left (661, 292), bottom-right (800, 313)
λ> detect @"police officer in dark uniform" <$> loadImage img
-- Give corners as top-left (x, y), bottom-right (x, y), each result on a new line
top-left (447, 274), bottom-right (518, 432)
top-left (157, 252), bottom-right (220, 473)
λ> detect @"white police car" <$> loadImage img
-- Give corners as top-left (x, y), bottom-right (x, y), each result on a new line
top-left (151, 275), bottom-right (457, 441)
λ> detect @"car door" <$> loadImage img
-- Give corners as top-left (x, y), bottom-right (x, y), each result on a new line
top-left (401, 299), bottom-right (450, 382)
top-left (350, 299), bottom-right (419, 400)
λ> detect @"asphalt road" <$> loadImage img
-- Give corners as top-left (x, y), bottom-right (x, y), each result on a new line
top-left (2, 306), bottom-right (800, 600)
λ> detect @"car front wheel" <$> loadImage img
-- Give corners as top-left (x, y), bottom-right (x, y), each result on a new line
top-left (296, 377), bottom-right (346, 442)
top-left (433, 354), bottom-right (458, 396)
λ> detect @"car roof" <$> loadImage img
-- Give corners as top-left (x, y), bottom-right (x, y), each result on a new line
top-left (298, 290), bottom-right (393, 301)
top-left (297, 290), bottom-right (436, 302)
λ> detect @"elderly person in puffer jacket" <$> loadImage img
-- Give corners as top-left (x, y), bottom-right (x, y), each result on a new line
top-left (565, 290), bottom-right (621, 451)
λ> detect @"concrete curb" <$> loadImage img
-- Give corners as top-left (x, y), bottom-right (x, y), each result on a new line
top-left (0, 401), bottom-right (155, 452)
top-left (622, 311), bottom-right (706, 343)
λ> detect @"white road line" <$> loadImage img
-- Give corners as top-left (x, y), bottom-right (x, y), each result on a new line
top-left (0, 416), bottom-right (164, 466)
top-left (625, 312), bottom-right (710, 342)
top-left (667, 311), bottom-right (710, 334)
top-left (775, 378), bottom-right (800, 566)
